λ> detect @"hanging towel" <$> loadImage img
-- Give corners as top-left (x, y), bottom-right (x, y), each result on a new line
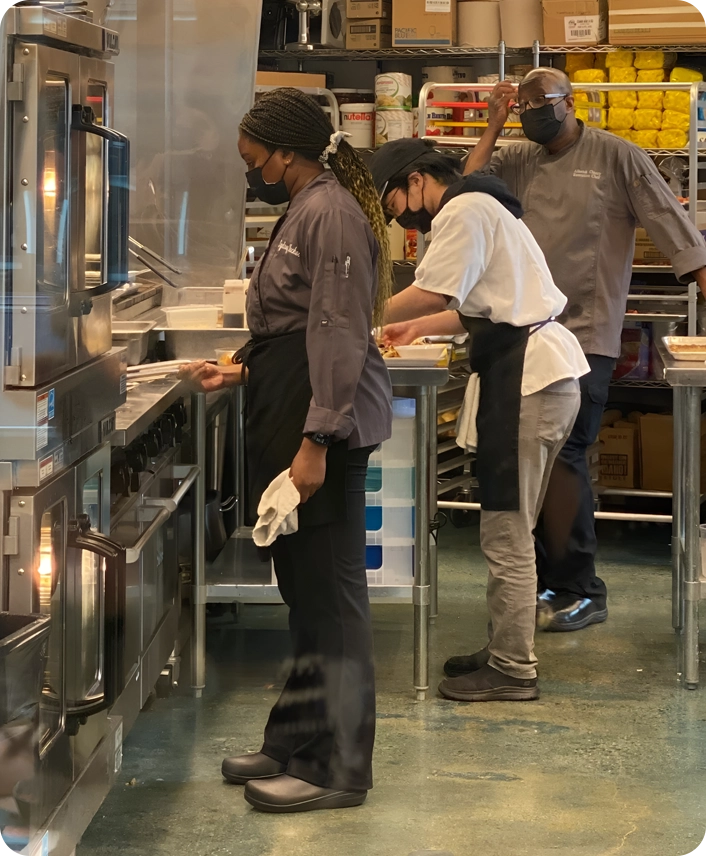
top-left (252, 470), bottom-right (301, 548)
top-left (456, 373), bottom-right (481, 454)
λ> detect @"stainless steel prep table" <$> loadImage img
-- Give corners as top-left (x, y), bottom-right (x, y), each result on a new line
top-left (658, 347), bottom-right (706, 689)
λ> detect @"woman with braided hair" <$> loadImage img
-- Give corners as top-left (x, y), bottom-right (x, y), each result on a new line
top-left (180, 88), bottom-right (392, 813)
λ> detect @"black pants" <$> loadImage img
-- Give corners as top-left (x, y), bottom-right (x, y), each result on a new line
top-left (261, 448), bottom-right (375, 792)
top-left (535, 355), bottom-right (612, 608)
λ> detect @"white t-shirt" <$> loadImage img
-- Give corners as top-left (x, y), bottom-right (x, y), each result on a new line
top-left (415, 192), bottom-right (590, 396)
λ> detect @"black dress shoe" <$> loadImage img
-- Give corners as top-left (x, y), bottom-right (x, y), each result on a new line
top-left (443, 648), bottom-right (490, 678)
top-left (545, 598), bottom-right (608, 633)
top-left (244, 775), bottom-right (367, 813)
top-left (222, 753), bottom-right (287, 785)
top-left (439, 664), bottom-right (539, 702)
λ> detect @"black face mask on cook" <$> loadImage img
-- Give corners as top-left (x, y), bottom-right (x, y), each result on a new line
top-left (520, 101), bottom-right (566, 146)
top-left (246, 152), bottom-right (290, 205)
top-left (396, 188), bottom-right (434, 234)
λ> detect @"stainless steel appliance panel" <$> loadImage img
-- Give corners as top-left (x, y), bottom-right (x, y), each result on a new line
top-left (10, 42), bottom-right (79, 387)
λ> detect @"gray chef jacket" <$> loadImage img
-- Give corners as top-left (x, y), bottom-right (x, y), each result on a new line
top-left (246, 171), bottom-right (393, 449)
top-left (490, 123), bottom-right (706, 358)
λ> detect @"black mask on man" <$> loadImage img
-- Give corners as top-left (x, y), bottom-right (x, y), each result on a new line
top-left (520, 101), bottom-right (566, 146)
top-left (246, 152), bottom-right (290, 205)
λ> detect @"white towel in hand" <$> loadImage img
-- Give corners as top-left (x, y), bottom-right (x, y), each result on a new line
top-left (456, 373), bottom-right (480, 454)
top-left (252, 471), bottom-right (301, 548)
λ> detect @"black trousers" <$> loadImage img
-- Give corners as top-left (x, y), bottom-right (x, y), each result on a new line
top-left (261, 448), bottom-right (375, 792)
top-left (535, 355), bottom-right (612, 608)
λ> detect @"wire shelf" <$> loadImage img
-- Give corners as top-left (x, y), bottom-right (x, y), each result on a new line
top-left (609, 378), bottom-right (671, 388)
top-left (540, 44), bottom-right (706, 54)
top-left (259, 46), bottom-right (529, 60)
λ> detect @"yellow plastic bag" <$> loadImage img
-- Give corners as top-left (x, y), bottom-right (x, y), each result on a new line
top-left (670, 67), bottom-right (703, 83)
top-left (657, 129), bottom-right (687, 148)
top-left (574, 89), bottom-right (607, 107)
top-left (573, 68), bottom-right (607, 84)
top-left (611, 130), bottom-right (633, 141)
top-left (637, 70), bottom-right (666, 83)
top-left (631, 130), bottom-right (658, 148)
top-left (662, 109), bottom-right (690, 131)
top-left (633, 109), bottom-right (662, 130)
top-left (609, 67), bottom-right (637, 83)
top-left (663, 91), bottom-right (691, 115)
top-left (565, 54), bottom-right (595, 74)
top-left (605, 51), bottom-right (634, 69)
top-left (634, 50), bottom-right (675, 70)
top-left (637, 91), bottom-right (663, 110)
top-left (608, 108), bottom-right (635, 131)
top-left (576, 106), bottom-right (607, 129)
top-left (609, 91), bottom-right (637, 109)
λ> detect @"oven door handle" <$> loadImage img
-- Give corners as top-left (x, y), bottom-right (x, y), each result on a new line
top-left (71, 104), bottom-right (130, 299)
top-left (65, 515), bottom-right (126, 730)
top-left (123, 466), bottom-right (200, 563)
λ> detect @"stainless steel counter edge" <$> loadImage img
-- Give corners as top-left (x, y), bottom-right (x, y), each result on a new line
top-left (656, 340), bottom-right (706, 387)
top-left (388, 366), bottom-right (450, 389)
top-left (112, 378), bottom-right (186, 447)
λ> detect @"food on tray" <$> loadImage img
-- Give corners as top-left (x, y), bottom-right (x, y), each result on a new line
top-left (667, 343), bottom-right (706, 354)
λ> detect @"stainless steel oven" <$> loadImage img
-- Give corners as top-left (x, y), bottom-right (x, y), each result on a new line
top-left (4, 442), bottom-right (125, 841)
top-left (5, 11), bottom-right (129, 390)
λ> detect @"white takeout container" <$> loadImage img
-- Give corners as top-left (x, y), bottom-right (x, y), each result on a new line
top-left (394, 345), bottom-right (447, 362)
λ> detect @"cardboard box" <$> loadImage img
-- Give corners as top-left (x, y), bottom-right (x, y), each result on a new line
top-left (599, 423), bottom-right (639, 488)
top-left (255, 71), bottom-right (327, 89)
top-left (348, 0), bottom-right (392, 18)
top-left (347, 18), bottom-right (393, 47)
top-left (640, 413), bottom-right (706, 492)
top-left (609, 0), bottom-right (706, 45)
top-left (392, 0), bottom-right (457, 47)
top-left (633, 227), bottom-right (670, 266)
top-left (542, 0), bottom-right (607, 45)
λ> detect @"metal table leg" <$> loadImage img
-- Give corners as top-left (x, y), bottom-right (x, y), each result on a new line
top-left (429, 385), bottom-right (439, 623)
top-left (414, 386), bottom-right (432, 700)
top-left (191, 392), bottom-right (207, 698)
top-left (672, 386), bottom-right (685, 632)
top-left (683, 386), bottom-right (701, 689)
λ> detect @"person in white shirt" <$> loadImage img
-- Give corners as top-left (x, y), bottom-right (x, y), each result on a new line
top-left (370, 139), bottom-right (589, 702)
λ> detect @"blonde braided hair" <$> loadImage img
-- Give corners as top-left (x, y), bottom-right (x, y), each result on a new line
top-left (241, 88), bottom-right (393, 325)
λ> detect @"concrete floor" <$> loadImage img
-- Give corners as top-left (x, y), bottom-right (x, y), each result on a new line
top-left (78, 522), bottom-right (706, 856)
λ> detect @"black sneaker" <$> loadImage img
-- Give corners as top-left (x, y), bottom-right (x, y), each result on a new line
top-left (545, 598), bottom-right (608, 632)
top-left (443, 648), bottom-right (490, 678)
top-left (439, 664), bottom-right (539, 702)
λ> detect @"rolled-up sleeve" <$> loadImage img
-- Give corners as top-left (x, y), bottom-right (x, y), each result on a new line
top-left (303, 210), bottom-right (377, 439)
top-left (624, 146), bottom-right (706, 282)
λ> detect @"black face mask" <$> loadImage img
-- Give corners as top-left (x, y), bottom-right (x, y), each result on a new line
top-left (246, 152), bottom-right (290, 205)
top-left (520, 101), bottom-right (566, 146)
top-left (395, 188), bottom-right (434, 234)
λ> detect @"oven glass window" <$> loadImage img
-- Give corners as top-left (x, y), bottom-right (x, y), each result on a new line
top-left (39, 76), bottom-right (69, 309)
top-left (85, 84), bottom-right (107, 286)
top-left (37, 502), bottom-right (65, 755)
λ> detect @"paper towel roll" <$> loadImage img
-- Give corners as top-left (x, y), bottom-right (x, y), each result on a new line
top-left (499, 0), bottom-right (542, 48)
top-left (458, 2), bottom-right (501, 48)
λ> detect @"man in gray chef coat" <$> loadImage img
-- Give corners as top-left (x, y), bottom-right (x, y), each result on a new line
top-left (464, 67), bottom-right (706, 631)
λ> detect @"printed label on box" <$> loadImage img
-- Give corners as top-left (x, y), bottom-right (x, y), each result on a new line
top-left (426, 0), bottom-right (450, 10)
top-left (565, 14), bottom-right (602, 41)
top-left (39, 455), bottom-right (54, 483)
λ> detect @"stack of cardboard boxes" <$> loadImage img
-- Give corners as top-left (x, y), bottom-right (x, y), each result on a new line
top-left (347, 0), bottom-right (457, 48)
top-left (599, 412), bottom-right (706, 492)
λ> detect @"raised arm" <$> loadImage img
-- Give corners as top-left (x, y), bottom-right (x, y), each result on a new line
top-left (463, 82), bottom-right (517, 175)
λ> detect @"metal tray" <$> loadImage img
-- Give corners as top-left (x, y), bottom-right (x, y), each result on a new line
top-left (112, 320), bottom-right (157, 366)
top-left (663, 336), bottom-right (706, 362)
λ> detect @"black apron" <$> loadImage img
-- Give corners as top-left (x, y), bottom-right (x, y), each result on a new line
top-left (459, 315), bottom-right (551, 513)
top-left (238, 331), bottom-right (349, 529)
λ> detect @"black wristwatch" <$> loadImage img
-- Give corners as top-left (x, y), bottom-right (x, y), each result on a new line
top-left (306, 432), bottom-right (335, 448)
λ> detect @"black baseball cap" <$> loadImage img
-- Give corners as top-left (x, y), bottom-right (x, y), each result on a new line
top-left (369, 138), bottom-right (436, 198)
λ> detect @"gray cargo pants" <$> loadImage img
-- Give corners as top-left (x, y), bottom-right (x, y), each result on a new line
top-left (481, 379), bottom-right (581, 680)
